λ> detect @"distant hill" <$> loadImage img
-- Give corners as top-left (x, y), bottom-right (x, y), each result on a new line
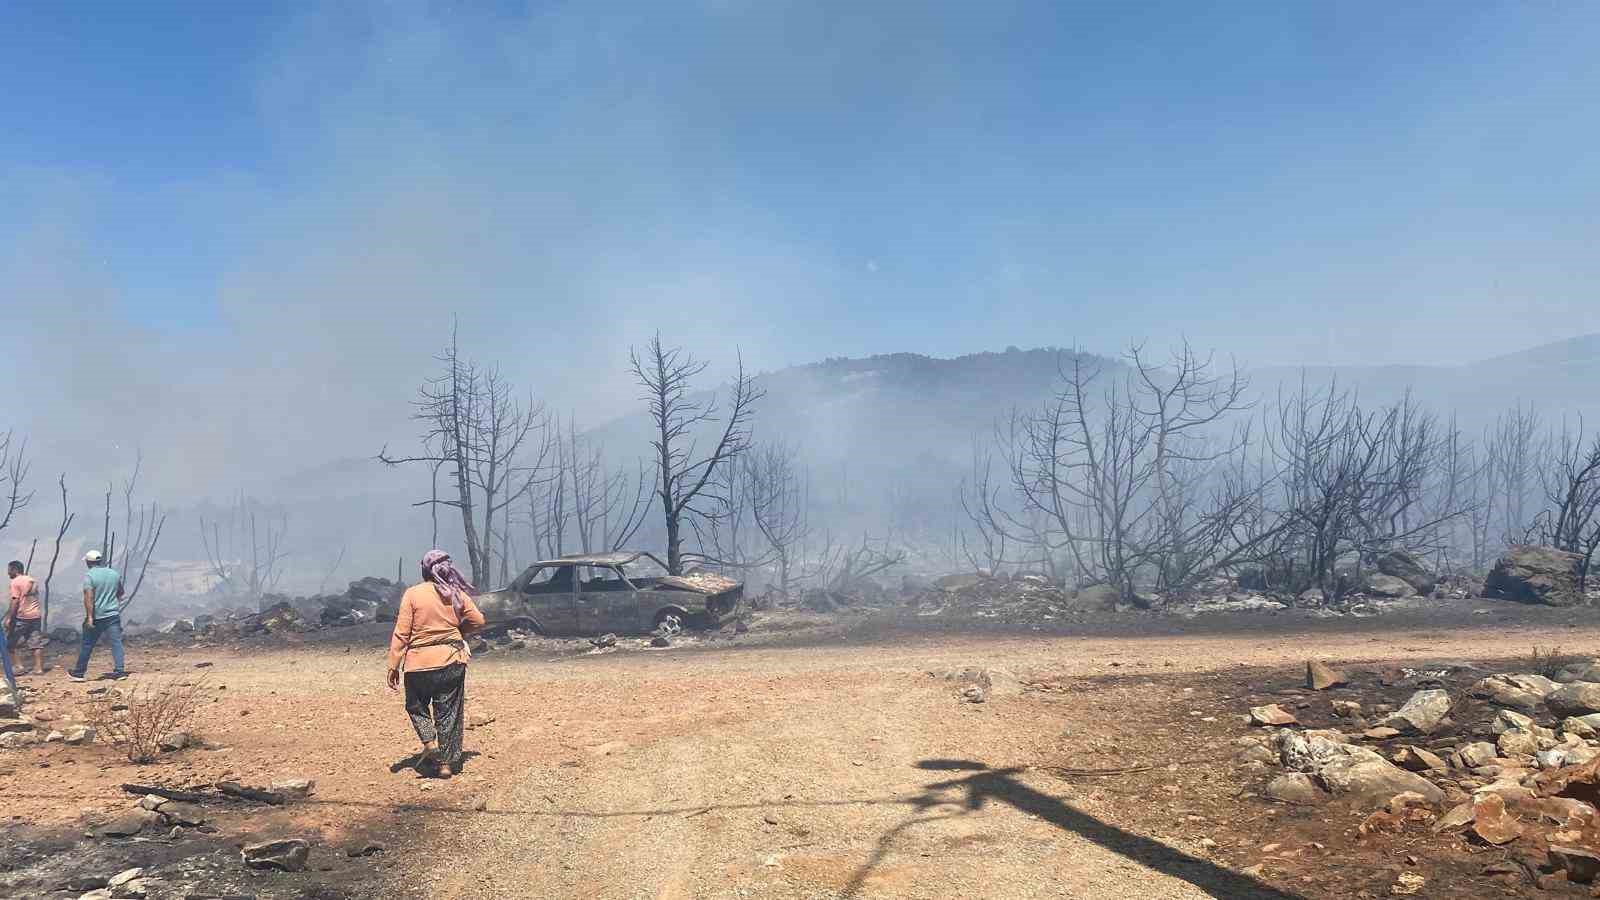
top-left (10, 335), bottom-right (1596, 599)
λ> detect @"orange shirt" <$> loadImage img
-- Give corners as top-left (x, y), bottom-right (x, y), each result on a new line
top-left (8, 574), bottom-right (40, 621)
top-left (387, 583), bottom-right (485, 673)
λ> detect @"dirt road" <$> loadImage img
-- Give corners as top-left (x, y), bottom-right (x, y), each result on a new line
top-left (5, 605), bottom-right (1593, 898)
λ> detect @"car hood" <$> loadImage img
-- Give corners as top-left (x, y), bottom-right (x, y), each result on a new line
top-left (656, 572), bottom-right (742, 595)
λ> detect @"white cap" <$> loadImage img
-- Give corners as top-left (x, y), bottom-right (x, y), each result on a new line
top-left (84, 550), bottom-right (103, 563)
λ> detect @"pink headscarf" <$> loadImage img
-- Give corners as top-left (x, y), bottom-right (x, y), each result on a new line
top-left (420, 549), bottom-right (476, 616)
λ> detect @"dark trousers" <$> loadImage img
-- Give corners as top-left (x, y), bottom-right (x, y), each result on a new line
top-left (404, 662), bottom-right (466, 765)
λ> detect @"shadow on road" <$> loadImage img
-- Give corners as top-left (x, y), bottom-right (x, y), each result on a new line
top-left (837, 759), bottom-right (1304, 899)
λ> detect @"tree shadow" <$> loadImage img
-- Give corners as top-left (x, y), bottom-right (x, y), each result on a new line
top-left (839, 759), bottom-right (1303, 899)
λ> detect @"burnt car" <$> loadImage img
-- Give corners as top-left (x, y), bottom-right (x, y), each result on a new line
top-left (474, 551), bottom-right (743, 636)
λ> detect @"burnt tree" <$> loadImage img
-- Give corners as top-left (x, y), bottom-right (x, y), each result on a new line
top-left (629, 334), bottom-right (763, 575)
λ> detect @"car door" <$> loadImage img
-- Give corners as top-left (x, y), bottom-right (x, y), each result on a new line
top-left (577, 565), bottom-right (629, 633)
top-left (520, 565), bottom-right (578, 634)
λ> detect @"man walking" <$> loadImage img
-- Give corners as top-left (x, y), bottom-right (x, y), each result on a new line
top-left (6, 560), bottom-right (45, 675)
top-left (69, 551), bottom-right (126, 682)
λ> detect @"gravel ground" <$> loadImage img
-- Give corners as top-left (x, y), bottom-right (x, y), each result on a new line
top-left (2, 598), bottom-right (1594, 898)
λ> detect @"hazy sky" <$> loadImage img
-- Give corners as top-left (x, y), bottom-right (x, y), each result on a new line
top-left (3, 1), bottom-right (1600, 503)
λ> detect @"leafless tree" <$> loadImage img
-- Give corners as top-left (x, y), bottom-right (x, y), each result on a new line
top-left (746, 442), bottom-right (810, 595)
top-left (810, 532), bottom-right (907, 592)
top-left (316, 544), bottom-right (348, 595)
top-left (1422, 416), bottom-right (1487, 572)
top-left (1485, 404), bottom-right (1544, 549)
top-left (0, 430), bottom-right (33, 538)
top-left (109, 450), bottom-right (167, 608)
top-left (380, 325), bottom-right (552, 584)
top-left (1529, 420), bottom-right (1600, 590)
top-left (526, 418), bottom-right (650, 562)
top-left (1263, 383), bottom-right (1464, 597)
top-left (39, 474), bottom-right (75, 630)
top-left (991, 342), bottom-right (1270, 603)
top-left (200, 492), bottom-right (288, 601)
top-left (629, 333), bottom-right (764, 575)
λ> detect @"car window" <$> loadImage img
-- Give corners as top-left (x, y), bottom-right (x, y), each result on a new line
top-left (624, 556), bottom-right (668, 579)
top-left (581, 565), bottom-right (625, 585)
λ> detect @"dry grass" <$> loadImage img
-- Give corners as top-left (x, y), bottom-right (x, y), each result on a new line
top-left (89, 675), bottom-right (208, 764)
top-left (1529, 645), bottom-right (1578, 680)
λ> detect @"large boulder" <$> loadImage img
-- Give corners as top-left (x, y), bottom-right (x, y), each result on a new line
top-left (1364, 574), bottom-right (1416, 599)
top-left (1548, 682), bottom-right (1600, 717)
top-left (1377, 550), bottom-right (1437, 595)
top-left (1319, 755), bottom-right (1445, 804)
top-left (1272, 730), bottom-right (1442, 803)
top-left (1484, 545), bottom-right (1586, 607)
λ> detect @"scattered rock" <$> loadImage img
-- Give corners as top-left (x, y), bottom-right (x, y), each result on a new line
top-left (961, 686), bottom-right (987, 704)
top-left (1472, 673), bottom-right (1559, 710)
top-left (1380, 689), bottom-right (1452, 735)
top-left (63, 724), bottom-right (96, 745)
top-left (92, 810), bottom-right (155, 838)
top-left (1492, 709), bottom-right (1535, 734)
top-left (157, 731), bottom-right (190, 752)
top-left (1470, 793), bottom-right (1522, 845)
top-left (1306, 660), bottom-right (1347, 691)
top-left (1458, 742), bottom-right (1498, 768)
top-left (1250, 704), bottom-right (1297, 727)
top-left (159, 802), bottom-right (206, 826)
top-left (1363, 727), bottom-right (1401, 741)
top-left (270, 777), bottom-right (316, 798)
top-left (1264, 773), bottom-right (1326, 804)
top-left (1390, 871), bottom-right (1426, 895)
top-left (1549, 846), bottom-right (1600, 883)
top-left (1392, 746), bottom-right (1446, 772)
top-left (1497, 728), bottom-right (1540, 757)
top-left (1319, 755), bottom-right (1445, 805)
top-left (590, 633), bottom-right (618, 649)
top-left (1331, 700), bottom-right (1363, 718)
top-left (649, 635), bottom-right (671, 648)
top-left (1433, 801), bottom-right (1476, 832)
top-left (1564, 715), bottom-right (1600, 739)
top-left (1548, 682), bottom-right (1600, 717)
top-left (242, 838), bottom-right (310, 871)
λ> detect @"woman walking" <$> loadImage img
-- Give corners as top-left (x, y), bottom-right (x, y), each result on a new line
top-left (387, 550), bottom-right (485, 777)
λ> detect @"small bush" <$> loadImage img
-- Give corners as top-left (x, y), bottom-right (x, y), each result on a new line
top-left (1529, 646), bottom-right (1577, 680)
top-left (89, 675), bottom-right (208, 764)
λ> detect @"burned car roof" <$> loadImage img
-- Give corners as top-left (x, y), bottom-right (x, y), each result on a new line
top-left (529, 551), bottom-right (657, 567)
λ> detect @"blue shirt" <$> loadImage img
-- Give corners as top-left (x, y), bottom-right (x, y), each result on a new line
top-left (83, 566), bottom-right (123, 619)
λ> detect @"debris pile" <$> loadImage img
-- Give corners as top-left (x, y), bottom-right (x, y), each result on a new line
top-left (907, 573), bottom-right (1102, 623)
top-left (1238, 653), bottom-right (1600, 891)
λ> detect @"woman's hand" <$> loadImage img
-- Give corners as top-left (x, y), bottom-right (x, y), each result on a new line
top-left (387, 667), bottom-right (401, 692)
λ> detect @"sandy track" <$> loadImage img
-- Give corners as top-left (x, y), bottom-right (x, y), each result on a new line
top-left (6, 606), bottom-right (1593, 899)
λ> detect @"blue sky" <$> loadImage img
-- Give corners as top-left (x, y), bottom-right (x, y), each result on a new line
top-left (3, 0), bottom-right (1600, 496)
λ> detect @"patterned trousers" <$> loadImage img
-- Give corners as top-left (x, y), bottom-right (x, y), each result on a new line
top-left (404, 662), bottom-right (466, 764)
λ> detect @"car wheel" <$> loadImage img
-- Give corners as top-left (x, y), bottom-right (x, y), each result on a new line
top-left (653, 612), bottom-right (683, 635)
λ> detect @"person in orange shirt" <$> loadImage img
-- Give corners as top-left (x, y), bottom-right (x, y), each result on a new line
top-left (6, 561), bottom-right (44, 676)
top-left (387, 550), bottom-right (485, 778)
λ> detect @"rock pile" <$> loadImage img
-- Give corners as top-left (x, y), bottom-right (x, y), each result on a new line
top-left (1240, 656), bottom-right (1600, 889)
top-left (151, 576), bottom-right (406, 640)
